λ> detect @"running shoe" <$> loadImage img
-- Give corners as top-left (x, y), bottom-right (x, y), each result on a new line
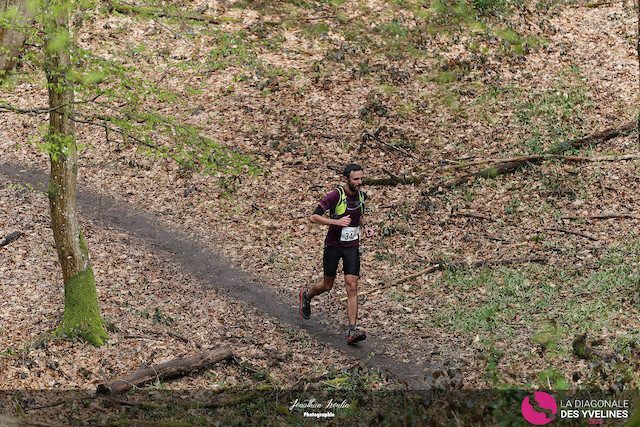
top-left (299, 290), bottom-right (311, 319)
top-left (346, 327), bottom-right (366, 345)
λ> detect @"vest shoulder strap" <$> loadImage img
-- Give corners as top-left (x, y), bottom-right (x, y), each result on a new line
top-left (331, 186), bottom-right (346, 217)
top-left (357, 190), bottom-right (365, 213)
top-left (334, 187), bottom-right (365, 215)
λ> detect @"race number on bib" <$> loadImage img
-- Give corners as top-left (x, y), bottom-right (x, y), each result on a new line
top-left (340, 226), bottom-right (359, 242)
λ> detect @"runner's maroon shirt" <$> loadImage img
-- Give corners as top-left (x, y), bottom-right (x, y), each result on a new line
top-left (318, 187), bottom-right (367, 248)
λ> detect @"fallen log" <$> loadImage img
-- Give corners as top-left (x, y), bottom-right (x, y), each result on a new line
top-left (363, 175), bottom-right (424, 186)
top-left (0, 231), bottom-right (22, 248)
top-left (424, 120), bottom-right (638, 196)
top-left (442, 153), bottom-right (640, 171)
top-left (96, 347), bottom-right (233, 395)
top-left (544, 120), bottom-right (638, 154)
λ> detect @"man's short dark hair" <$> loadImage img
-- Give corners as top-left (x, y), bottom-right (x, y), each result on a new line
top-left (343, 163), bottom-right (363, 177)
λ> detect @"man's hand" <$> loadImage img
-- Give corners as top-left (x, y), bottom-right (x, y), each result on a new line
top-left (335, 216), bottom-right (351, 227)
top-left (364, 225), bottom-right (375, 237)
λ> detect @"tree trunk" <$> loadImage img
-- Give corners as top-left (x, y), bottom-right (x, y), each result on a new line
top-left (0, 0), bottom-right (35, 75)
top-left (44, 0), bottom-right (107, 346)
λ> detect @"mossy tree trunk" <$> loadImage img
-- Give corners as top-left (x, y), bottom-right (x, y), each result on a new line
top-left (0, 0), bottom-right (35, 75)
top-left (44, 0), bottom-right (107, 346)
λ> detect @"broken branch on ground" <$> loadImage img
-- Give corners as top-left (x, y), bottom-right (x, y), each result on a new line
top-left (96, 347), bottom-right (233, 395)
top-left (425, 121), bottom-right (638, 196)
top-left (0, 231), bottom-right (22, 248)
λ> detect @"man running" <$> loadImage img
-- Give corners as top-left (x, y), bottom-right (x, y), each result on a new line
top-left (299, 163), bottom-right (373, 345)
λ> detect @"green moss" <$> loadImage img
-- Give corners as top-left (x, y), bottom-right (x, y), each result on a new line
top-left (78, 231), bottom-right (89, 258)
top-left (434, 70), bottom-right (457, 84)
top-left (57, 266), bottom-right (108, 347)
top-left (482, 166), bottom-right (499, 178)
top-left (47, 181), bottom-right (60, 199)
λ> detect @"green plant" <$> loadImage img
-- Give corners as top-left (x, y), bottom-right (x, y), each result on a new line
top-left (463, 186), bottom-right (475, 203)
top-left (540, 167), bottom-right (579, 200)
top-left (473, 0), bottom-right (505, 14)
top-left (0, 347), bottom-right (17, 357)
top-left (208, 31), bottom-right (256, 70)
top-left (377, 20), bottom-right (409, 38)
top-left (532, 321), bottom-right (565, 354)
top-left (375, 252), bottom-right (399, 262)
top-left (515, 67), bottom-right (593, 150)
top-left (434, 69), bottom-right (456, 84)
top-left (484, 341), bottom-right (505, 384)
top-left (301, 22), bottom-right (330, 38)
top-left (504, 197), bottom-right (521, 214)
top-left (152, 307), bottom-right (175, 325)
top-left (538, 368), bottom-right (570, 390)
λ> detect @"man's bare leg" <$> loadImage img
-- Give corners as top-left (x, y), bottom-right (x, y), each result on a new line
top-left (344, 274), bottom-right (359, 326)
top-left (344, 274), bottom-right (366, 344)
top-left (300, 276), bottom-right (334, 320)
top-left (307, 275), bottom-right (335, 298)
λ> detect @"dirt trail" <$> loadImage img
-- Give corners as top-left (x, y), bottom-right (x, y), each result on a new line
top-left (0, 161), bottom-right (441, 389)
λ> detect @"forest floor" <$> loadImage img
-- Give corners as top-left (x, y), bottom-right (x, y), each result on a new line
top-left (0, 0), bottom-right (638, 423)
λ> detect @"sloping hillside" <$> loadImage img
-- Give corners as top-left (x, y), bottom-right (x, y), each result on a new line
top-left (0, 0), bottom-right (638, 422)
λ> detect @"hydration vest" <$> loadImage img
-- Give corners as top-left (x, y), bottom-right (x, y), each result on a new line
top-left (333, 186), bottom-right (365, 217)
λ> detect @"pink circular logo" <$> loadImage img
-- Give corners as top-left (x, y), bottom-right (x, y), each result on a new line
top-left (521, 391), bottom-right (557, 425)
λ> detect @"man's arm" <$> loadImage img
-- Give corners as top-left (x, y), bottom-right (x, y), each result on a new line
top-left (358, 214), bottom-right (376, 237)
top-left (310, 206), bottom-right (351, 227)
top-left (357, 197), bottom-right (376, 237)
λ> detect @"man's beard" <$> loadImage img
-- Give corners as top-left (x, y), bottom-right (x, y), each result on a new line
top-left (348, 182), bottom-right (359, 192)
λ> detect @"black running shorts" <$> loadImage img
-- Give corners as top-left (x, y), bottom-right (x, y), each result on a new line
top-left (323, 246), bottom-right (360, 277)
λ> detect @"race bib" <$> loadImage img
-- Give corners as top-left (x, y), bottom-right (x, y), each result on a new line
top-left (340, 226), bottom-right (359, 242)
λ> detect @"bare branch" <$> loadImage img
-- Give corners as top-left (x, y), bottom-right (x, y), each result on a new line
top-left (545, 227), bottom-right (598, 241)
top-left (441, 153), bottom-right (640, 171)
top-left (451, 211), bottom-right (496, 222)
top-left (0, 231), bottom-right (22, 248)
top-left (562, 212), bottom-right (640, 220)
top-left (72, 114), bottom-right (160, 150)
top-left (0, 101), bottom-right (51, 115)
top-left (0, 92), bottom-right (105, 115)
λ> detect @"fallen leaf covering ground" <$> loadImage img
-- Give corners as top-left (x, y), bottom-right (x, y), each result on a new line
top-left (0, 174), bottom-right (404, 424)
top-left (0, 0), bottom-right (639, 422)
